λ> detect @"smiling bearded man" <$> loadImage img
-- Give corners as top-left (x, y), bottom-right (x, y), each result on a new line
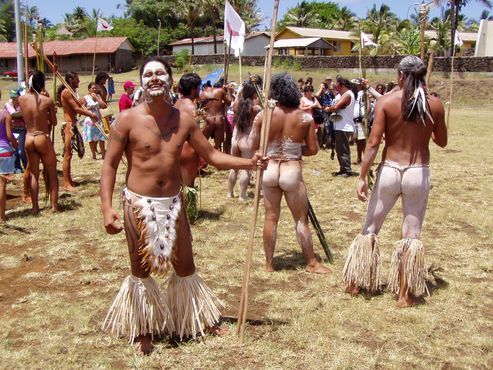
top-left (100, 56), bottom-right (268, 354)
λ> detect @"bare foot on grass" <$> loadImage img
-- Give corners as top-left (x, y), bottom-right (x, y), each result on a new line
top-left (305, 261), bottom-right (330, 274)
top-left (206, 324), bottom-right (229, 336)
top-left (63, 184), bottom-right (78, 192)
top-left (265, 262), bottom-right (275, 272)
top-left (397, 294), bottom-right (422, 308)
top-left (22, 194), bottom-right (32, 203)
top-left (345, 283), bottom-right (360, 295)
top-left (134, 334), bottom-right (154, 355)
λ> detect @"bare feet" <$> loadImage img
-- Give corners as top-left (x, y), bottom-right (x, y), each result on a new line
top-left (22, 194), bottom-right (32, 203)
top-left (206, 324), bottom-right (229, 336)
top-left (397, 293), bottom-right (422, 308)
top-left (238, 197), bottom-right (247, 202)
top-left (265, 262), bottom-right (275, 272)
top-left (345, 283), bottom-right (361, 295)
top-left (305, 261), bottom-right (330, 274)
top-left (63, 184), bottom-right (78, 192)
top-left (227, 192), bottom-right (234, 198)
top-left (134, 334), bottom-right (154, 355)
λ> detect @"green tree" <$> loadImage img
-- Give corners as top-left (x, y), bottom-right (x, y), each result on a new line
top-left (330, 6), bottom-right (357, 31)
top-left (0, 0), bottom-right (15, 41)
top-left (361, 4), bottom-right (400, 45)
top-left (176, 0), bottom-right (203, 56)
top-left (281, 1), bottom-right (321, 28)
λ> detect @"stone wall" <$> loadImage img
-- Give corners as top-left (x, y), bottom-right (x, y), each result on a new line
top-left (160, 55), bottom-right (493, 73)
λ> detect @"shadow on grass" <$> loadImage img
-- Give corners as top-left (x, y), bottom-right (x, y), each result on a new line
top-left (0, 222), bottom-right (31, 234)
top-left (195, 207), bottom-right (225, 222)
top-left (274, 251), bottom-right (327, 271)
top-left (77, 177), bottom-right (101, 186)
top-left (57, 199), bottom-right (83, 212)
top-left (156, 315), bottom-right (289, 348)
top-left (426, 264), bottom-right (449, 295)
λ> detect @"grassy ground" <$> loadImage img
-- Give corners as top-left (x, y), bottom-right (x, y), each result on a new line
top-left (0, 67), bottom-right (492, 368)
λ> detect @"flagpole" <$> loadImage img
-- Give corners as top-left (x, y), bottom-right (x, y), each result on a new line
top-left (23, 1), bottom-right (29, 87)
top-left (225, 33), bottom-right (232, 84)
top-left (92, 30), bottom-right (98, 79)
top-left (446, 48), bottom-right (455, 129)
top-left (238, 51), bottom-right (243, 85)
top-left (358, 23), bottom-right (363, 77)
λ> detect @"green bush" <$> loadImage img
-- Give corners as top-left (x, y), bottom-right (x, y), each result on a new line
top-left (174, 49), bottom-right (190, 71)
top-left (292, 59), bottom-right (302, 71)
top-left (281, 58), bottom-right (292, 69)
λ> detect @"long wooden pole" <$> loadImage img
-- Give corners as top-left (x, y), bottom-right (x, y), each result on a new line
top-left (51, 53), bottom-right (57, 145)
top-left (224, 33), bottom-right (233, 84)
top-left (446, 51), bottom-right (455, 129)
top-left (237, 0), bottom-right (279, 342)
top-left (239, 52), bottom-right (242, 85)
top-left (23, 12), bottom-right (29, 87)
top-left (91, 32), bottom-right (98, 79)
top-left (425, 51), bottom-right (435, 87)
top-left (34, 43), bottom-right (110, 142)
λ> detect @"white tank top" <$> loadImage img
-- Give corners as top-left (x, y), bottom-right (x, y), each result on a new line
top-left (334, 90), bottom-right (355, 132)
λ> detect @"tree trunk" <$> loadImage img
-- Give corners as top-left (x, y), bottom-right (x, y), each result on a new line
top-left (213, 22), bottom-right (217, 54)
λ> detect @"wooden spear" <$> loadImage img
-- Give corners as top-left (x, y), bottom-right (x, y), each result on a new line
top-left (32, 43), bottom-right (109, 141)
top-left (237, 0), bottom-right (279, 342)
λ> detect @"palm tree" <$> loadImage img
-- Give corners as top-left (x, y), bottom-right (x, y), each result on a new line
top-left (283, 1), bottom-right (321, 28)
top-left (331, 6), bottom-right (357, 31)
top-left (361, 4), bottom-right (399, 45)
top-left (430, 14), bottom-right (452, 56)
top-left (203, 0), bottom-right (222, 54)
top-left (176, 0), bottom-right (204, 56)
top-left (433, 0), bottom-right (492, 54)
top-left (230, 0), bottom-right (262, 31)
top-left (21, 5), bottom-right (40, 27)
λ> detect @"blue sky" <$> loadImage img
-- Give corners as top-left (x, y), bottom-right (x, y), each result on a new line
top-left (30, 0), bottom-right (488, 27)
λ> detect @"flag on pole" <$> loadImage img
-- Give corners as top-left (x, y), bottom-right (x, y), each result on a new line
top-left (224, 0), bottom-right (246, 57)
top-left (97, 18), bottom-right (113, 32)
top-left (361, 32), bottom-right (377, 48)
top-left (454, 31), bottom-right (463, 47)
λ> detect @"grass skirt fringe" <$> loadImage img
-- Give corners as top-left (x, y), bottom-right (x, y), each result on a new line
top-left (102, 275), bottom-right (173, 343)
top-left (165, 272), bottom-right (225, 339)
top-left (388, 238), bottom-right (428, 297)
top-left (342, 233), bottom-right (382, 292)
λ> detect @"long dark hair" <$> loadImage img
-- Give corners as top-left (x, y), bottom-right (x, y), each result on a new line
top-left (31, 70), bottom-right (45, 94)
top-left (56, 71), bottom-right (78, 106)
top-left (235, 82), bottom-right (257, 133)
top-left (398, 56), bottom-right (431, 124)
top-left (270, 73), bottom-right (300, 108)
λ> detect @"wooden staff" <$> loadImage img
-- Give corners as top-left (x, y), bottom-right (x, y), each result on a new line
top-left (446, 51), bottom-right (454, 129)
top-left (237, 0), bottom-right (279, 342)
top-left (425, 51), bottom-right (435, 87)
top-left (51, 53), bottom-right (57, 145)
top-left (32, 42), bottom-right (112, 145)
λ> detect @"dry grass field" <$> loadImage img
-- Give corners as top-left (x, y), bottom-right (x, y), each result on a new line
top-left (0, 66), bottom-right (492, 369)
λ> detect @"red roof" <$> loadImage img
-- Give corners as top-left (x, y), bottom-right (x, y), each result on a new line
top-left (0, 37), bottom-right (132, 58)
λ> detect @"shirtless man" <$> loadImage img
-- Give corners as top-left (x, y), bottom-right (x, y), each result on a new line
top-left (59, 72), bottom-right (97, 191)
top-left (19, 71), bottom-right (59, 213)
top-left (175, 73), bottom-right (202, 188)
top-left (100, 57), bottom-right (267, 355)
top-left (342, 56), bottom-right (447, 307)
top-left (200, 80), bottom-right (233, 152)
top-left (251, 73), bottom-right (329, 274)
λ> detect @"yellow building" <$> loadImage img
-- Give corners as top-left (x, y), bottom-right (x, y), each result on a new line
top-left (275, 26), bottom-right (358, 56)
top-left (425, 30), bottom-right (478, 56)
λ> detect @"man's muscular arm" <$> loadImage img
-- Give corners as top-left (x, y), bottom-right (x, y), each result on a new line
top-left (48, 100), bottom-right (57, 127)
top-left (100, 113), bottom-right (129, 234)
top-left (63, 89), bottom-right (97, 119)
top-left (431, 98), bottom-right (447, 148)
top-left (302, 113), bottom-right (318, 156)
top-left (357, 98), bottom-right (386, 201)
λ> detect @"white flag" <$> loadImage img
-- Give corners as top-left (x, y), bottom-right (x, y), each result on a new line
top-left (361, 32), bottom-right (377, 48)
top-left (97, 17), bottom-right (113, 32)
top-left (224, 0), bottom-right (246, 57)
top-left (454, 31), bottom-right (463, 47)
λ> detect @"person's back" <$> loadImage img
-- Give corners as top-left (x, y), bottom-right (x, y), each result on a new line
top-left (379, 90), bottom-right (445, 166)
top-left (19, 92), bottom-right (56, 134)
top-left (269, 106), bottom-right (312, 145)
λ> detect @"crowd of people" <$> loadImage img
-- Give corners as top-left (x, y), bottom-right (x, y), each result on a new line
top-left (0, 55), bottom-right (447, 355)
